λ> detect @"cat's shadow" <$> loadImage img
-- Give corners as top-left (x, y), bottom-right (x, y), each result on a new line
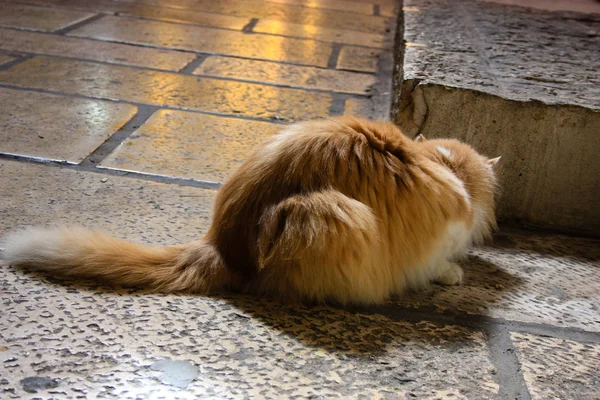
top-left (11, 254), bottom-right (522, 357)
top-left (213, 254), bottom-right (524, 356)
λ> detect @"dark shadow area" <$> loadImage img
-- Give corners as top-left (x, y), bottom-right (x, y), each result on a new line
top-left (492, 228), bottom-right (600, 261)
top-left (3, 251), bottom-right (522, 359)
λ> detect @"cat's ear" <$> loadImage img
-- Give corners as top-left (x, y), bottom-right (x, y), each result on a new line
top-left (487, 156), bottom-right (501, 166)
top-left (414, 134), bottom-right (427, 143)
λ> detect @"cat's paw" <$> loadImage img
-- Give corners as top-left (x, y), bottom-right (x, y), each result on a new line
top-left (435, 262), bottom-right (464, 286)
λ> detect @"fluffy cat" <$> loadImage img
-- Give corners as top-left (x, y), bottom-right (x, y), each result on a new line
top-left (2, 117), bottom-right (500, 305)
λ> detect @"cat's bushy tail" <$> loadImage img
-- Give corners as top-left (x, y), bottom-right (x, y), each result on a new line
top-left (1, 226), bottom-right (230, 293)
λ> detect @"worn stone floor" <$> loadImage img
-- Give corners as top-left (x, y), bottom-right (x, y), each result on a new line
top-left (0, 0), bottom-right (598, 399)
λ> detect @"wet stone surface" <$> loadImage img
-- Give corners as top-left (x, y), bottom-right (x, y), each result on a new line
top-left (253, 19), bottom-right (391, 48)
top-left (0, 2), bottom-right (94, 32)
top-left (512, 333), bottom-right (600, 400)
top-left (0, 56), bottom-right (334, 122)
top-left (0, 28), bottom-right (197, 71)
top-left (101, 110), bottom-right (282, 183)
top-left (0, 88), bottom-right (137, 163)
top-left (69, 15), bottom-right (333, 67)
top-left (121, 0), bottom-right (394, 34)
top-left (402, 0), bottom-right (600, 109)
top-left (194, 56), bottom-right (377, 94)
top-left (337, 46), bottom-right (388, 73)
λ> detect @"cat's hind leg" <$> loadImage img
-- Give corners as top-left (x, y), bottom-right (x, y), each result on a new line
top-left (254, 189), bottom-right (388, 304)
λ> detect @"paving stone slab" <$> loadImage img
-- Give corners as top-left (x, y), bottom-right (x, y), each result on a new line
top-left (0, 87), bottom-right (137, 163)
top-left (397, 229), bottom-right (600, 332)
top-left (113, 0), bottom-right (393, 34)
top-left (0, 56), bottom-right (333, 122)
top-left (0, 160), bottom-right (499, 399)
top-left (0, 160), bottom-right (216, 243)
top-left (69, 15), bottom-right (333, 67)
top-left (337, 46), bottom-right (387, 73)
top-left (263, 0), bottom-right (376, 15)
top-left (345, 96), bottom-right (392, 120)
top-left (194, 56), bottom-right (377, 94)
top-left (101, 110), bottom-right (282, 183)
top-left (253, 19), bottom-right (390, 48)
top-left (0, 53), bottom-right (16, 66)
top-left (0, 28), bottom-right (196, 72)
top-left (10, 0), bottom-right (250, 31)
top-left (511, 333), bottom-right (600, 400)
top-left (0, 2), bottom-right (94, 32)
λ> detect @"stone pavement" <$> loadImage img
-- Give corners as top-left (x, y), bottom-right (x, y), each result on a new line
top-left (0, 0), bottom-right (598, 399)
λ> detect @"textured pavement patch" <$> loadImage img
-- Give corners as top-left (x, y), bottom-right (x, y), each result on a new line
top-left (0, 160), bottom-right (215, 242)
top-left (512, 332), bottom-right (600, 400)
top-left (397, 229), bottom-right (600, 331)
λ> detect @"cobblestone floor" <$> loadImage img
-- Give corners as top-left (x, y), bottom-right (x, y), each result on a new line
top-left (0, 0), bottom-right (598, 399)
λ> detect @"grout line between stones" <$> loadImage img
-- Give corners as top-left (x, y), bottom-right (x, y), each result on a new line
top-left (0, 153), bottom-right (222, 190)
top-left (327, 43), bottom-right (343, 69)
top-left (0, 54), bottom-right (33, 72)
top-left (178, 54), bottom-right (210, 74)
top-left (390, 0), bottom-right (406, 120)
top-left (329, 94), bottom-right (348, 116)
top-left (53, 13), bottom-right (106, 35)
top-left (79, 104), bottom-right (159, 167)
top-left (242, 18), bottom-right (259, 34)
top-left (483, 325), bottom-right (532, 400)
top-left (350, 304), bottom-right (600, 344)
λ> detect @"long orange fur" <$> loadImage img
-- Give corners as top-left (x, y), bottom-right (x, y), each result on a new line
top-left (2, 117), bottom-right (500, 305)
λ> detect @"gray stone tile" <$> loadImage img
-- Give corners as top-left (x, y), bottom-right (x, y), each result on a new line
top-left (397, 229), bottom-right (600, 331)
top-left (0, 160), bottom-right (216, 242)
top-left (511, 333), bottom-right (600, 400)
top-left (0, 282), bottom-right (500, 398)
top-left (0, 28), bottom-right (196, 72)
top-left (194, 56), bottom-right (377, 94)
top-left (0, 2), bottom-right (94, 32)
top-left (101, 110), bottom-right (282, 183)
top-left (69, 15), bottom-right (333, 67)
top-left (0, 87), bottom-right (137, 163)
top-left (0, 56), bottom-right (333, 122)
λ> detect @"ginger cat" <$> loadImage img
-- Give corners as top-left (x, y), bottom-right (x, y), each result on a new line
top-left (3, 118), bottom-right (500, 305)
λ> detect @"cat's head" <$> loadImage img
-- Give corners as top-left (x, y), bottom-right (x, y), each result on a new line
top-left (415, 134), bottom-right (501, 242)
